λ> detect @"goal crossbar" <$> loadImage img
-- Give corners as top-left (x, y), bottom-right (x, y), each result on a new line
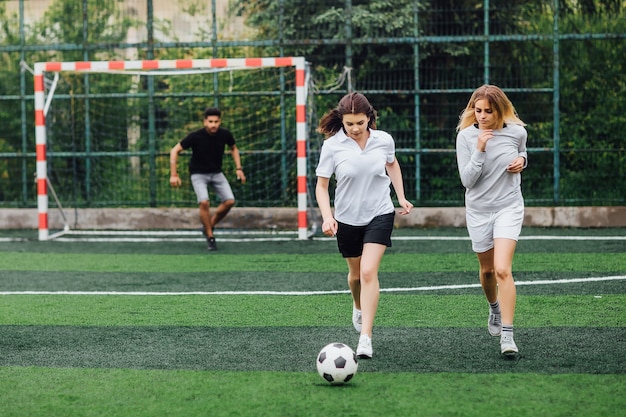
top-left (33, 57), bottom-right (309, 241)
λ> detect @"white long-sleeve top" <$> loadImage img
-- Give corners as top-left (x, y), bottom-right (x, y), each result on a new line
top-left (456, 123), bottom-right (528, 212)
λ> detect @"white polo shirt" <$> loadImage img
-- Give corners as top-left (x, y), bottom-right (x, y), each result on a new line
top-left (316, 129), bottom-right (396, 226)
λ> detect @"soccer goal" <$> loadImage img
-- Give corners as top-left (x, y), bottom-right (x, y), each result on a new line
top-left (33, 57), bottom-right (311, 241)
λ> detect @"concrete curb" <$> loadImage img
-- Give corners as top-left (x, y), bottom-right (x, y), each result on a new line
top-left (1, 206), bottom-right (625, 230)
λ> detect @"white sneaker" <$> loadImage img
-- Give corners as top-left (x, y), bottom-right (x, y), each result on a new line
top-left (356, 334), bottom-right (373, 359)
top-left (488, 311), bottom-right (502, 336)
top-left (352, 305), bottom-right (362, 332)
top-left (500, 333), bottom-right (519, 356)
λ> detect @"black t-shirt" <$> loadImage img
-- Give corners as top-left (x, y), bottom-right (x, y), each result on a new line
top-left (179, 127), bottom-right (236, 174)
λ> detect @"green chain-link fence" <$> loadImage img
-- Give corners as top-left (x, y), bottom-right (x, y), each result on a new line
top-left (1, 0), bottom-right (624, 209)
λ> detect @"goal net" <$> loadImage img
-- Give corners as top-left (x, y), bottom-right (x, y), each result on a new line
top-left (33, 57), bottom-right (311, 241)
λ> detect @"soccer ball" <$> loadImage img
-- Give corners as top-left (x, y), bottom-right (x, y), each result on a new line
top-left (316, 342), bottom-right (358, 384)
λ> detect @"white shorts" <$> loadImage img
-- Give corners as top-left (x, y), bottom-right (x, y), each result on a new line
top-left (465, 202), bottom-right (524, 253)
top-left (190, 172), bottom-right (235, 204)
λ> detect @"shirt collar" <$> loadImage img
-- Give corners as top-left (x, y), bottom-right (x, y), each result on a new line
top-left (336, 128), bottom-right (376, 141)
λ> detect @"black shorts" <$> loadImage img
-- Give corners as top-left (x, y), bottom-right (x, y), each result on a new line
top-left (336, 212), bottom-right (395, 258)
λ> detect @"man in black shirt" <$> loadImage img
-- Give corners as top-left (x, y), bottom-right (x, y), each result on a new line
top-left (169, 107), bottom-right (246, 251)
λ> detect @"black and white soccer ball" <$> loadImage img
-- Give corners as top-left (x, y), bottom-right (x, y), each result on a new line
top-left (316, 342), bottom-right (358, 384)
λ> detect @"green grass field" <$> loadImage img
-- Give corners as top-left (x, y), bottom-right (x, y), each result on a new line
top-left (1, 227), bottom-right (625, 416)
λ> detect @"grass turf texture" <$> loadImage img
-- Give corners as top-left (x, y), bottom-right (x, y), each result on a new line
top-left (0, 368), bottom-right (623, 417)
top-left (1, 228), bottom-right (624, 416)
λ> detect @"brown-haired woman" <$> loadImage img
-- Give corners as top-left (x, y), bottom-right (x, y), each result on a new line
top-left (315, 92), bottom-right (413, 359)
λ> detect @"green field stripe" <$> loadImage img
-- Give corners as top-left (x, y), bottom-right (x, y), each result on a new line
top-left (2, 229), bottom-right (625, 256)
top-left (0, 325), bottom-right (624, 375)
top-left (1, 294), bottom-right (623, 327)
top-left (0, 368), bottom-right (623, 417)
top-left (2, 270), bottom-right (624, 295)
top-left (0, 252), bottom-right (624, 273)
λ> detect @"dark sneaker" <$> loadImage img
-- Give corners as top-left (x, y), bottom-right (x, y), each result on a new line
top-left (207, 237), bottom-right (217, 251)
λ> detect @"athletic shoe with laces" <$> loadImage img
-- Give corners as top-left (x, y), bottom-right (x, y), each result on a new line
top-left (500, 333), bottom-right (518, 356)
top-left (352, 305), bottom-right (362, 333)
top-left (356, 334), bottom-right (373, 359)
top-left (488, 311), bottom-right (502, 336)
top-left (207, 237), bottom-right (217, 251)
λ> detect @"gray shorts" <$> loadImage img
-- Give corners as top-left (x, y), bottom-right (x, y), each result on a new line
top-left (465, 201), bottom-right (524, 253)
top-left (190, 172), bottom-right (235, 204)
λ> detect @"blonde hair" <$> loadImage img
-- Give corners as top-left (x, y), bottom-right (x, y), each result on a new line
top-left (456, 84), bottom-right (526, 131)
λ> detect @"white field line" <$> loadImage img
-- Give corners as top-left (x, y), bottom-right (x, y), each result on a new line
top-left (54, 237), bottom-right (298, 242)
top-left (46, 234), bottom-right (626, 242)
top-left (1, 275), bottom-right (624, 296)
top-left (65, 230), bottom-right (295, 236)
top-left (2, 230), bottom-right (625, 242)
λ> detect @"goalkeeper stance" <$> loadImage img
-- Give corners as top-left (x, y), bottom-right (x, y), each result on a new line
top-left (169, 107), bottom-right (246, 251)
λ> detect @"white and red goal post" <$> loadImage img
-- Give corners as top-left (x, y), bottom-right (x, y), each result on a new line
top-left (33, 57), bottom-right (309, 241)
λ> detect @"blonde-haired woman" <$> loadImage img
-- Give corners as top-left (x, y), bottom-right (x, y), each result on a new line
top-left (455, 85), bottom-right (528, 356)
